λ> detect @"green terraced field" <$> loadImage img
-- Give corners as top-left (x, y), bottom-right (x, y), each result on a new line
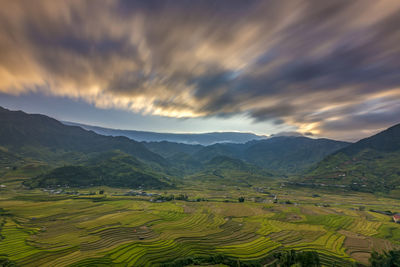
top-left (1, 182), bottom-right (400, 266)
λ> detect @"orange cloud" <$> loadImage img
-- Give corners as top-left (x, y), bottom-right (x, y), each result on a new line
top-left (0, 0), bottom-right (399, 140)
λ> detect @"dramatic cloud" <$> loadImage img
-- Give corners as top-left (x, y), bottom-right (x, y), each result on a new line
top-left (0, 0), bottom-right (399, 140)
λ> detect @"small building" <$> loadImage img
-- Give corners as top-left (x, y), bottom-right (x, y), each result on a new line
top-left (393, 214), bottom-right (400, 223)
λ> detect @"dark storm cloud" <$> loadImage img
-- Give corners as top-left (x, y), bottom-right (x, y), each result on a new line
top-left (0, 0), bottom-right (399, 139)
top-left (321, 101), bottom-right (400, 132)
top-left (250, 105), bottom-right (296, 123)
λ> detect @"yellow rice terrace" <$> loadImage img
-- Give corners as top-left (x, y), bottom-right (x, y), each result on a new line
top-left (1, 184), bottom-right (399, 266)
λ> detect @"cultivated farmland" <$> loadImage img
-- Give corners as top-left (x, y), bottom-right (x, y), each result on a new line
top-left (1, 180), bottom-right (399, 266)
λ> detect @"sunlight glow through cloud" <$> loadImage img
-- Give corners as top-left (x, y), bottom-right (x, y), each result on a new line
top-left (0, 0), bottom-right (399, 140)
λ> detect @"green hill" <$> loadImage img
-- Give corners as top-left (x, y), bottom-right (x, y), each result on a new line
top-left (187, 137), bottom-right (349, 175)
top-left (143, 141), bottom-right (203, 158)
top-left (187, 155), bottom-right (276, 186)
top-left (151, 137), bottom-right (349, 176)
top-left (0, 147), bottom-right (24, 167)
top-left (0, 107), bottom-right (167, 168)
top-left (191, 143), bottom-right (244, 162)
top-left (25, 151), bottom-right (172, 189)
top-left (301, 123), bottom-right (400, 192)
top-left (242, 137), bottom-right (350, 174)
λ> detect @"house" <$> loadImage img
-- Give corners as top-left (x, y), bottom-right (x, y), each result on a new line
top-left (393, 214), bottom-right (400, 223)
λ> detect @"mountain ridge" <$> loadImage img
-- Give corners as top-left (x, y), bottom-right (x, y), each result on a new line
top-left (0, 106), bottom-right (167, 168)
top-left (4, 106), bottom-right (398, 192)
top-left (25, 150), bottom-right (173, 189)
top-left (300, 123), bottom-right (400, 192)
top-left (62, 121), bottom-right (267, 145)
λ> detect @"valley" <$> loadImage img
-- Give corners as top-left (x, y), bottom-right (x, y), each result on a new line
top-left (1, 107), bottom-right (400, 266)
top-left (1, 173), bottom-right (400, 266)
top-left (1, 1), bottom-right (400, 265)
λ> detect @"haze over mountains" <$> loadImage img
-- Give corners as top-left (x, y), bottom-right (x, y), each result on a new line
top-left (63, 121), bottom-right (266, 145)
top-left (1, 106), bottom-right (399, 192)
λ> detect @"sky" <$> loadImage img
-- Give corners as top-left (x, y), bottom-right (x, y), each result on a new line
top-left (0, 0), bottom-right (399, 141)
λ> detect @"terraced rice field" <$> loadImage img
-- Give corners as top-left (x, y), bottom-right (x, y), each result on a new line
top-left (1, 186), bottom-right (400, 266)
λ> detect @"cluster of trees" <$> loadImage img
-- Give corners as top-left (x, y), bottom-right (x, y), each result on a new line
top-left (0, 257), bottom-right (16, 267)
top-left (370, 250), bottom-right (400, 266)
top-left (0, 217), bottom-right (5, 241)
top-left (152, 194), bottom-right (210, 203)
top-left (154, 194), bottom-right (189, 202)
top-left (160, 250), bottom-right (323, 267)
top-left (273, 250), bottom-right (320, 267)
top-left (175, 194), bottom-right (189, 201)
top-left (161, 254), bottom-right (264, 267)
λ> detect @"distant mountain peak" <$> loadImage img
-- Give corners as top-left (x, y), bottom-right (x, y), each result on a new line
top-left (62, 121), bottom-right (266, 145)
top-left (269, 131), bottom-right (311, 138)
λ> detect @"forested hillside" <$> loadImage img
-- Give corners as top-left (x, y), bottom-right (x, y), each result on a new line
top-left (301, 123), bottom-right (400, 192)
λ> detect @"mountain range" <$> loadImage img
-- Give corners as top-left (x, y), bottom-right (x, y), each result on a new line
top-left (63, 121), bottom-right (266, 145)
top-left (1, 106), bottom-right (399, 192)
top-left (0, 107), bottom-right (165, 167)
top-left (140, 138), bottom-right (350, 176)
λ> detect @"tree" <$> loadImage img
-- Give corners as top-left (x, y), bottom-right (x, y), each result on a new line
top-left (99, 190), bottom-right (104, 195)
top-left (238, 196), bottom-right (245, 202)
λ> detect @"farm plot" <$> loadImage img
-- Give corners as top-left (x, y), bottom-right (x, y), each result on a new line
top-left (347, 219), bottom-right (382, 236)
top-left (216, 236), bottom-right (281, 259)
top-left (1, 187), bottom-right (399, 266)
top-left (304, 214), bottom-right (355, 231)
top-left (0, 219), bottom-right (40, 261)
